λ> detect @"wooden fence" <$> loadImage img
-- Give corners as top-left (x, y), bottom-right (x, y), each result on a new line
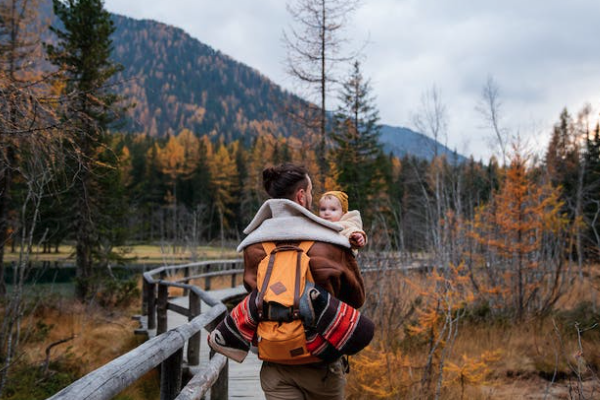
top-left (48, 259), bottom-right (244, 400)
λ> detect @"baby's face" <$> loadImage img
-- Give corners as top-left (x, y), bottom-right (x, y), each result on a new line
top-left (319, 197), bottom-right (343, 222)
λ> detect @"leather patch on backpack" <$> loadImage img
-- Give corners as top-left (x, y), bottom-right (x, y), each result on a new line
top-left (290, 347), bottom-right (305, 357)
top-left (269, 281), bottom-right (287, 295)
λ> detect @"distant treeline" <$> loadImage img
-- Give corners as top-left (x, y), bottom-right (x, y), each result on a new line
top-left (14, 108), bottom-right (597, 267)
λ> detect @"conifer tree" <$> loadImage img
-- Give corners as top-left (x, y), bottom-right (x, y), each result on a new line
top-left (329, 60), bottom-right (383, 215)
top-left (583, 123), bottom-right (600, 259)
top-left (545, 109), bottom-right (580, 211)
top-left (45, 0), bottom-right (125, 299)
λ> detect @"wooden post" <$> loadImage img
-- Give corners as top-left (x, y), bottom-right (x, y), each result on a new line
top-left (210, 350), bottom-right (228, 400)
top-left (183, 266), bottom-right (190, 296)
top-left (142, 278), bottom-right (148, 315)
top-left (148, 282), bottom-right (157, 330)
top-left (157, 284), bottom-right (169, 335)
top-left (160, 347), bottom-right (183, 400)
top-left (205, 264), bottom-right (211, 291)
top-left (187, 291), bottom-right (201, 366)
top-left (230, 272), bottom-right (236, 288)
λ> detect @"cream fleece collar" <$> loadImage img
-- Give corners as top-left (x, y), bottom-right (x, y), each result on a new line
top-left (236, 199), bottom-right (351, 252)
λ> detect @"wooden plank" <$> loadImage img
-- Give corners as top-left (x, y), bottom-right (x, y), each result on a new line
top-left (175, 354), bottom-right (227, 400)
top-left (187, 291), bottom-right (201, 366)
top-left (167, 302), bottom-right (190, 318)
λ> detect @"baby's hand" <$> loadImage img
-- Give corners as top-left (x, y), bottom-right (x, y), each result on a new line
top-left (350, 232), bottom-right (366, 248)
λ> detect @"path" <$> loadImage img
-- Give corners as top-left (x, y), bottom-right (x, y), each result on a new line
top-left (168, 286), bottom-right (265, 400)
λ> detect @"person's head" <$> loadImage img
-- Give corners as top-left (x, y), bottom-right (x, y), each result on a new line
top-left (262, 163), bottom-right (312, 209)
top-left (318, 191), bottom-right (348, 222)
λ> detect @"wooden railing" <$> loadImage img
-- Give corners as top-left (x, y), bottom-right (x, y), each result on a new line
top-left (48, 259), bottom-right (244, 400)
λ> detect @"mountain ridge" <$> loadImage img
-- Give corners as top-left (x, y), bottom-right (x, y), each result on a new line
top-left (42, 2), bottom-right (465, 160)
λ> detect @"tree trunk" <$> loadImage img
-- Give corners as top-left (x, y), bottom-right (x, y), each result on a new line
top-left (75, 168), bottom-right (94, 300)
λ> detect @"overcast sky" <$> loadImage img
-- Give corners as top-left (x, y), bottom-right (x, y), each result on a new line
top-left (103, 0), bottom-right (600, 161)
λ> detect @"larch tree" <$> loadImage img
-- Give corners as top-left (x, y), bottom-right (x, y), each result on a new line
top-left (284, 0), bottom-right (361, 179)
top-left (45, 0), bottom-right (126, 300)
top-left (468, 150), bottom-right (570, 318)
top-left (208, 142), bottom-right (239, 246)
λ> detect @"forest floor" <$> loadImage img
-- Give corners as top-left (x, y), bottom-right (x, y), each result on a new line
top-left (483, 375), bottom-right (599, 399)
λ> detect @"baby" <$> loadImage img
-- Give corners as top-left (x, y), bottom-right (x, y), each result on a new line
top-left (318, 191), bottom-right (367, 250)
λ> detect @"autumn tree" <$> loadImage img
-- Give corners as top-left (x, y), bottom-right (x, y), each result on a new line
top-left (208, 141), bottom-right (239, 246)
top-left (467, 149), bottom-right (570, 318)
top-left (45, 0), bottom-right (126, 299)
top-left (155, 129), bottom-right (199, 202)
top-left (241, 134), bottom-right (276, 223)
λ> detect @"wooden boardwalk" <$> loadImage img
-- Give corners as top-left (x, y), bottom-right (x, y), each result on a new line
top-left (167, 286), bottom-right (265, 400)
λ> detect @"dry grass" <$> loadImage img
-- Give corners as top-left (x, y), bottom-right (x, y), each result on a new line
top-left (347, 264), bottom-right (600, 399)
top-left (3, 244), bottom-right (239, 264)
top-left (24, 301), bottom-right (141, 374)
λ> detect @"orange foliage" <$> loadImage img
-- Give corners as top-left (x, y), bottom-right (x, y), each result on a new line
top-left (466, 151), bottom-right (570, 317)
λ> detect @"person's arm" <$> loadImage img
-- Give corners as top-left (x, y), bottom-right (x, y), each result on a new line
top-left (338, 210), bottom-right (368, 249)
top-left (242, 243), bottom-right (266, 292)
top-left (308, 243), bottom-right (365, 308)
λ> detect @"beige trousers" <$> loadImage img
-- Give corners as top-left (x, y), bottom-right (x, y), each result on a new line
top-left (260, 359), bottom-right (346, 400)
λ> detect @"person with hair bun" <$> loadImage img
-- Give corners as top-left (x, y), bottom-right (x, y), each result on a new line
top-left (235, 163), bottom-right (366, 400)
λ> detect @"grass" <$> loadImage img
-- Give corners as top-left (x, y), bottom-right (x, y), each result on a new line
top-left (0, 292), bottom-right (156, 400)
top-left (3, 243), bottom-right (239, 265)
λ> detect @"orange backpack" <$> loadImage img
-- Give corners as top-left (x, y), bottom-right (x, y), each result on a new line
top-left (255, 241), bottom-right (321, 365)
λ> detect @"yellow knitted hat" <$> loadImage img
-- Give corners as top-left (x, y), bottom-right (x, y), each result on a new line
top-left (320, 191), bottom-right (349, 213)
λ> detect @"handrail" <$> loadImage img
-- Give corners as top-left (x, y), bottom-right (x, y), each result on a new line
top-left (175, 354), bottom-right (228, 400)
top-left (47, 304), bottom-right (226, 400)
top-left (48, 258), bottom-right (245, 400)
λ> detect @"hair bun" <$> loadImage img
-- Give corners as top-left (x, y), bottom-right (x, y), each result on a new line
top-left (262, 166), bottom-right (278, 192)
top-left (262, 163), bottom-right (308, 199)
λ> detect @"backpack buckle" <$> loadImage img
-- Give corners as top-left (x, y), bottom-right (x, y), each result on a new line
top-left (264, 302), bottom-right (297, 322)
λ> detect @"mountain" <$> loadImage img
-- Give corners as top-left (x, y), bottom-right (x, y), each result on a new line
top-left (379, 125), bottom-right (467, 162)
top-left (41, 3), bottom-right (465, 159)
top-left (110, 14), bottom-right (302, 141)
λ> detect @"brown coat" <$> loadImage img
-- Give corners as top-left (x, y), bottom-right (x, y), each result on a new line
top-left (243, 241), bottom-right (365, 309)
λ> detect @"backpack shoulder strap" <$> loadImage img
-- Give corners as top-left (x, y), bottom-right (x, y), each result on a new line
top-left (298, 241), bottom-right (314, 253)
top-left (261, 241), bottom-right (276, 255)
